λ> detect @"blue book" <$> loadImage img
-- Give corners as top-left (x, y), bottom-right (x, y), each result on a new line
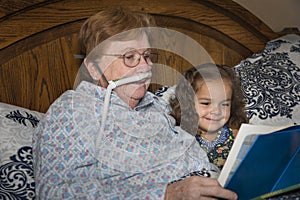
top-left (218, 124), bottom-right (300, 200)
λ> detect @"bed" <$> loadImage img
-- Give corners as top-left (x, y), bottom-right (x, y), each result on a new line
top-left (0, 0), bottom-right (299, 199)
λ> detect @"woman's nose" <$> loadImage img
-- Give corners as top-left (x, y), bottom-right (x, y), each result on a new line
top-left (139, 55), bottom-right (150, 65)
top-left (137, 58), bottom-right (152, 72)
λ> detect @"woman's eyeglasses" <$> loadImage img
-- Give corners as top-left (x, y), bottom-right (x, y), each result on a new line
top-left (103, 49), bottom-right (158, 68)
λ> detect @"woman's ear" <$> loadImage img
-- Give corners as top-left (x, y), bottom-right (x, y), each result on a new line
top-left (84, 58), bottom-right (100, 80)
top-left (84, 58), bottom-right (109, 87)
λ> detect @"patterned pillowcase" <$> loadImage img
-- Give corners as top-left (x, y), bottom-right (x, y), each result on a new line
top-left (154, 85), bottom-right (176, 103)
top-left (0, 102), bottom-right (44, 200)
top-left (234, 34), bottom-right (300, 126)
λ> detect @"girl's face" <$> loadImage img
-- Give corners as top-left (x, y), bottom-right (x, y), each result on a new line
top-left (195, 79), bottom-right (232, 134)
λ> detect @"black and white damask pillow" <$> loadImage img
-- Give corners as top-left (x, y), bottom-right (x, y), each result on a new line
top-left (234, 34), bottom-right (300, 126)
top-left (0, 102), bottom-right (43, 200)
top-left (154, 85), bottom-right (176, 103)
top-left (0, 146), bottom-right (35, 199)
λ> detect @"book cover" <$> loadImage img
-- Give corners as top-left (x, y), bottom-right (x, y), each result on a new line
top-left (218, 124), bottom-right (300, 199)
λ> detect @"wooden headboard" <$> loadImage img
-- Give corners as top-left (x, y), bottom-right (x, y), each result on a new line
top-left (0, 0), bottom-right (297, 113)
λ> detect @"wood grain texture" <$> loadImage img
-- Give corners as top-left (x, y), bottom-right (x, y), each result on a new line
top-left (0, 34), bottom-right (81, 112)
top-left (0, 0), bottom-right (296, 112)
top-left (0, 0), bottom-right (279, 50)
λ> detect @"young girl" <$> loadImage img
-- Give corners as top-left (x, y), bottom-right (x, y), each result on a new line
top-left (170, 63), bottom-right (248, 170)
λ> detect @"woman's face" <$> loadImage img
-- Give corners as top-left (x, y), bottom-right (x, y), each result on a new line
top-left (91, 33), bottom-right (153, 108)
top-left (195, 79), bottom-right (232, 134)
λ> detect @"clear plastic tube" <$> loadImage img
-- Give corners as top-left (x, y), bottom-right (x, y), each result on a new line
top-left (96, 72), bottom-right (152, 147)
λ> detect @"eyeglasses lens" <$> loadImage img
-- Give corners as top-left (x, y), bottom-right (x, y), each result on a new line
top-left (123, 50), bottom-right (158, 67)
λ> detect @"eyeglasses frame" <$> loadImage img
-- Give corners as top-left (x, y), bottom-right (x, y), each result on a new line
top-left (102, 49), bottom-right (158, 68)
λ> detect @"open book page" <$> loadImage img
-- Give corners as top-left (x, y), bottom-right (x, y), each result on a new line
top-left (218, 123), bottom-right (289, 186)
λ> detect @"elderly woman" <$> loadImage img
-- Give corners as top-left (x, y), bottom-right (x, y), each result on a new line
top-left (32, 7), bottom-right (237, 200)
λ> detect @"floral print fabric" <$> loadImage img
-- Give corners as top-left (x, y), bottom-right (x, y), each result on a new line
top-left (195, 125), bottom-right (234, 170)
top-left (32, 81), bottom-right (218, 199)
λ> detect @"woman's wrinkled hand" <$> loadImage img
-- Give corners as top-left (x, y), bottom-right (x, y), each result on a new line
top-left (165, 176), bottom-right (238, 200)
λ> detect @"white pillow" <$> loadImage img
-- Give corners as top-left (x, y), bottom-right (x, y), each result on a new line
top-left (0, 102), bottom-right (44, 199)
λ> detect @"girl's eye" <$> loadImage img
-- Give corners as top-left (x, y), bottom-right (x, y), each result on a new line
top-left (222, 103), bottom-right (230, 107)
top-left (200, 102), bottom-right (210, 106)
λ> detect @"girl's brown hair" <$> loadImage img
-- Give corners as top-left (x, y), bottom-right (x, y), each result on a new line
top-left (170, 63), bottom-right (248, 135)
